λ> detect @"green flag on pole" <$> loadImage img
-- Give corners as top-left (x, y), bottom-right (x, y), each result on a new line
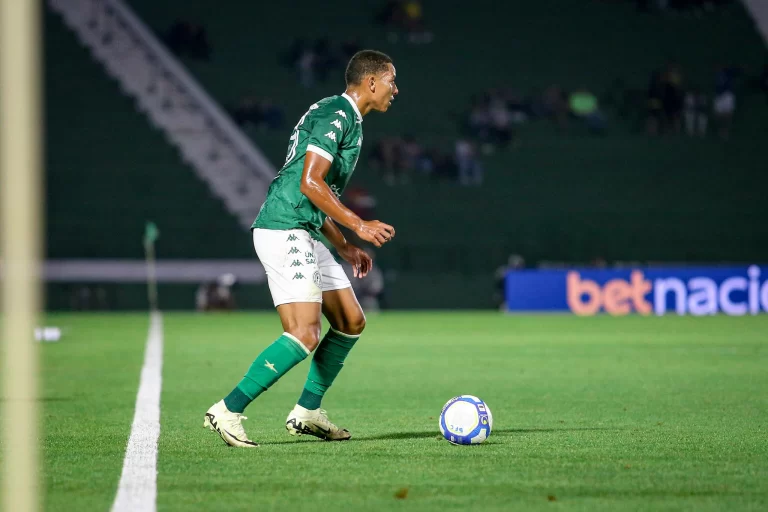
top-left (143, 221), bottom-right (159, 249)
top-left (143, 221), bottom-right (160, 311)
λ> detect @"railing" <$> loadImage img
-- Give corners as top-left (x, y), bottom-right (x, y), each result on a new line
top-left (48, 0), bottom-right (276, 228)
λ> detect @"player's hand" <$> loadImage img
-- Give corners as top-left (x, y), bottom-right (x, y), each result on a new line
top-left (338, 244), bottom-right (373, 278)
top-left (354, 220), bottom-right (395, 248)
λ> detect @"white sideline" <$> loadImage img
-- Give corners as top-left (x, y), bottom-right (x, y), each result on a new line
top-left (111, 311), bottom-right (163, 512)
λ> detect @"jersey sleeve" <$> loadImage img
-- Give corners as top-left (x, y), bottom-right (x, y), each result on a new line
top-left (306, 103), bottom-right (351, 163)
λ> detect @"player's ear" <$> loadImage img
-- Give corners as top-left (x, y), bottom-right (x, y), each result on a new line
top-left (368, 75), bottom-right (376, 92)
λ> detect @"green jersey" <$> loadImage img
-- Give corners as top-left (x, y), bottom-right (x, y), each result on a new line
top-left (252, 93), bottom-right (364, 238)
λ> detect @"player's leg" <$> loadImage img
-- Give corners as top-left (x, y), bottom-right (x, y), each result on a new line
top-left (220, 302), bottom-right (319, 414)
top-left (204, 229), bottom-right (321, 448)
top-left (286, 244), bottom-right (364, 440)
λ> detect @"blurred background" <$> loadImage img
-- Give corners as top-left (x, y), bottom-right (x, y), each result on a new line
top-left (44, 0), bottom-right (768, 312)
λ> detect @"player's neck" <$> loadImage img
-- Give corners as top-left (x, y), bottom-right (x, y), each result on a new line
top-left (343, 89), bottom-right (371, 117)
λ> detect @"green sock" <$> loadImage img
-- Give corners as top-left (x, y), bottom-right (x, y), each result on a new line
top-left (298, 328), bottom-right (360, 410)
top-left (224, 333), bottom-right (309, 413)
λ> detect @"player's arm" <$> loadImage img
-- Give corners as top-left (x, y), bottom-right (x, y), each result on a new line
top-left (320, 217), bottom-right (372, 278)
top-left (319, 215), bottom-right (349, 252)
top-left (300, 152), bottom-right (395, 247)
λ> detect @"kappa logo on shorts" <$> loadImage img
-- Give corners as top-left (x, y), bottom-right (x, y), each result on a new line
top-left (286, 234), bottom-right (299, 242)
top-left (288, 247), bottom-right (300, 254)
top-left (293, 273), bottom-right (305, 280)
top-left (290, 259), bottom-right (303, 267)
top-left (313, 270), bottom-right (322, 288)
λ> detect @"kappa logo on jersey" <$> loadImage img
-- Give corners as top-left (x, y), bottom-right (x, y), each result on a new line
top-left (288, 247), bottom-right (300, 255)
top-left (310, 103), bottom-right (319, 110)
top-left (286, 234), bottom-right (298, 242)
top-left (331, 119), bottom-right (343, 130)
top-left (335, 110), bottom-right (347, 119)
top-left (290, 259), bottom-right (303, 267)
top-left (357, 138), bottom-right (362, 147)
top-left (324, 131), bottom-right (337, 142)
top-left (293, 273), bottom-right (305, 280)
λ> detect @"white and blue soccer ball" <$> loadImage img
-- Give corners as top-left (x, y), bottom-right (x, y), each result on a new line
top-left (439, 395), bottom-right (493, 445)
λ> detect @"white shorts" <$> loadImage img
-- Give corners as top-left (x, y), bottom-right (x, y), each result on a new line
top-left (253, 228), bottom-right (351, 307)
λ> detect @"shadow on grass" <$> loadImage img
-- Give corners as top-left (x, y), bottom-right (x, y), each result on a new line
top-left (353, 426), bottom-right (622, 442)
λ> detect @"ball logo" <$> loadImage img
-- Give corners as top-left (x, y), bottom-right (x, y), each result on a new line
top-left (480, 416), bottom-right (488, 425)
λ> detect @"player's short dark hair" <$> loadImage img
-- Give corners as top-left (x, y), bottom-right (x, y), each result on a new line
top-left (345, 50), bottom-right (393, 86)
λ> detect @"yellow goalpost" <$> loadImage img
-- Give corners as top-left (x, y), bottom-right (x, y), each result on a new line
top-left (1, 0), bottom-right (43, 510)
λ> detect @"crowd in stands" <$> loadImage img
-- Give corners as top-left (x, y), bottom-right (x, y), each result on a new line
top-left (645, 62), bottom-right (741, 139)
top-left (163, 3), bottom-right (762, 189)
top-left (461, 85), bottom-right (607, 149)
top-left (368, 136), bottom-right (483, 186)
top-left (374, 0), bottom-right (433, 44)
top-left (282, 38), bottom-right (362, 88)
top-left (163, 20), bottom-right (211, 61)
top-left (230, 96), bottom-right (285, 131)
top-left (455, 59), bottom-right (758, 150)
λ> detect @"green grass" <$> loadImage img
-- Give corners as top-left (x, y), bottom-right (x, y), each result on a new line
top-left (40, 314), bottom-right (148, 511)
top-left (38, 312), bottom-right (768, 511)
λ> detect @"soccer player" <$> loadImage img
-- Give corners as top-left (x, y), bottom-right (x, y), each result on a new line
top-left (204, 50), bottom-right (398, 447)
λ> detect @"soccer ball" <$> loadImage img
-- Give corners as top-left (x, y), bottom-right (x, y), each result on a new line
top-left (439, 395), bottom-right (493, 445)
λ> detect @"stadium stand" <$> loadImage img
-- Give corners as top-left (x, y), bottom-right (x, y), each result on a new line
top-left (47, 0), bottom-right (768, 308)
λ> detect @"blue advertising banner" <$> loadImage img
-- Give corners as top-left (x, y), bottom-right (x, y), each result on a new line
top-left (505, 265), bottom-right (768, 315)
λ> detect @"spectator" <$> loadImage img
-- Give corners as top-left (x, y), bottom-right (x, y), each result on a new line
top-left (375, 0), bottom-right (433, 44)
top-left (196, 273), bottom-right (237, 312)
top-left (713, 88), bottom-right (735, 140)
top-left (646, 70), bottom-right (665, 135)
top-left (455, 139), bottom-right (483, 186)
top-left (662, 62), bottom-right (684, 133)
top-left (232, 96), bottom-right (261, 127)
top-left (569, 88), bottom-right (606, 133)
top-left (164, 20), bottom-right (211, 61)
top-left (542, 85), bottom-right (569, 128)
top-left (683, 89), bottom-right (708, 137)
top-left (401, 135), bottom-right (424, 178)
top-left (467, 96), bottom-right (491, 142)
top-left (297, 47), bottom-right (316, 88)
top-left (494, 254), bottom-right (525, 310)
top-left (488, 96), bottom-right (513, 146)
top-left (369, 137), bottom-right (402, 185)
top-left (232, 96), bottom-right (284, 131)
top-left (282, 38), bottom-right (309, 68)
top-left (402, 0), bottom-right (433, 43)
top-left (313, 38), bottom-right (335, 82)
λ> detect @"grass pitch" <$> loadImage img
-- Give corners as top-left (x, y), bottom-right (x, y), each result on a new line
top-left (38, 312), bottom-right (767, 511)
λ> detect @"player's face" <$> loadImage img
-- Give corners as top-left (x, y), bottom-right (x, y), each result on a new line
top-left (372, 64), bottom-right (398, 112)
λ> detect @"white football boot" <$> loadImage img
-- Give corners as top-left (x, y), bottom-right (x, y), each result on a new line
top-left (203, 400), bottom-right (259, 448)
top-left (285, 404), bottom-right (351, 441)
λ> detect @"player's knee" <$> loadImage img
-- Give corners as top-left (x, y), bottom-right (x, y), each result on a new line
top-left (339, 312), bottom-right (366, 336)
top-left (287, 322), bottom-right (322, 351)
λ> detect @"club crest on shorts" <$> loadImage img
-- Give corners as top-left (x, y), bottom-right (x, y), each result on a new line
top-left (313, 270), bottom-right (322, 288)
